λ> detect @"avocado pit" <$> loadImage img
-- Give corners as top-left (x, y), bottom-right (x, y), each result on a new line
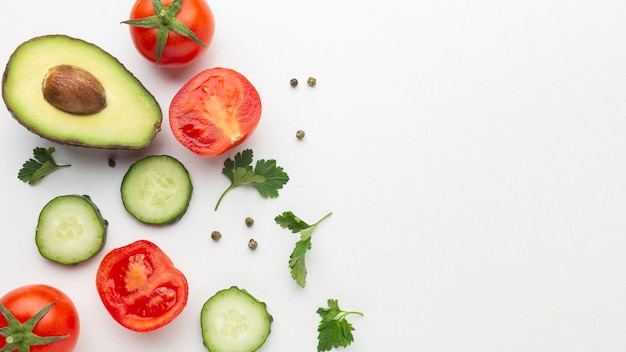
top-left (42, 64), bottom-right (106, 115)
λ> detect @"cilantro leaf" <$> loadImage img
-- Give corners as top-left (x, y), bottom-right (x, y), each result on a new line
top-left (316, 299), bottom-right (363, 352)
top-left (214, 149), bottom-right (289, 210)
top-left (18, 147), bottom-right (71, 185)
top-left (275, 211), bottom-right (332, 287)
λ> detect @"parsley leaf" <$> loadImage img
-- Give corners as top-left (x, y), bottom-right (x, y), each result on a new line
top-left (317, 299), bottom-right (363, 352)
top-left (214, 149), bottom-right (289, 210)
top-left (275, 211), bottom-right (332, 287)
top-left (18, 147), bottom-right (71, 185)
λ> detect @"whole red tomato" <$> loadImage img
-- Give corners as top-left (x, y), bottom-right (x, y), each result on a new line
top-left (169, 67), bottom-right (262, 156)
top-left (124, 0), bottom-right (215, 67)
top-left (0, 284), bottom-right (80, 352)
top-left (95, 240), bottom-right (188, 332)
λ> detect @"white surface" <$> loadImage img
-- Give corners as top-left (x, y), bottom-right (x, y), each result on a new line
top-left (2, 0), bottom-right (626, 351)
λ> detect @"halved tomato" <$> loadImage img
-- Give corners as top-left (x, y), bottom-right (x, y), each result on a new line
top-left (95, 240), bottom-right (188, 332)
top-left (169, 67), bottom-right (262, 157)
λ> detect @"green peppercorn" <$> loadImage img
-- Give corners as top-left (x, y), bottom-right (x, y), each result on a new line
top-left (307, 76), bottom-right (317, 87)
top-left (248, 239), bottom-right (258, 250)
top-left (245, 217), bottom-right (254, 227)
top-left (296, 130), bottom-right (305, 139)
top-left (290, 78), bottom-right (298, 87)
top-left (211, 231), bottom-right (222, 241)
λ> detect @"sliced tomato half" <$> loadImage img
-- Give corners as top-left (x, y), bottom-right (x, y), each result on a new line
top-left (169, 67), bottom-right (262, 157)
top-left (95, 240), bottom-right (188, 332)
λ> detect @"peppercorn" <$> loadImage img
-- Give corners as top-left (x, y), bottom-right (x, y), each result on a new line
top-left (211, 231), bottom-right (222, 241)
top-left (307, 76), bottom-right (316, 87)
top-left (290, 78), bottom-right (298, 87)
top-left (248, 239), bottom-right (258, 250)
top-left (245, 217), bottom-right (254, 227)
top-left (296, 130), bottom-right (305, 139)
top-left (108, 158), bottom-right (116, 167)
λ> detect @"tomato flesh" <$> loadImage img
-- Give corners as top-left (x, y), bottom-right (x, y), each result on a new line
top-left (96, 240), bottom-right (188, 332)
top-left (0, 284), bottom-right (79, 352)
top-left (169, 67), bottom-right (262, 156)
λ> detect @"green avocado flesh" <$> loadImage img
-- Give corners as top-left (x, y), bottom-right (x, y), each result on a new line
top-left (2, 35), bottom-right (162, 149)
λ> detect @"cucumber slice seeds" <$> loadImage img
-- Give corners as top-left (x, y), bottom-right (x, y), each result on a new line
top-left (201, 286), bottom-right (272, 352)
top-left (121, 155), bottom-right (192, 225)
top-left (36, 194), bottom-right (108, 265)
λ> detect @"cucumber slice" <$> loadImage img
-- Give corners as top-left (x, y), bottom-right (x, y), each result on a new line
top-left (201, 286), bottom-right (272, 352)
top-left (36, 194), bottom-right (108, 265)
top-left (121, 155), bottom-right (192, 225)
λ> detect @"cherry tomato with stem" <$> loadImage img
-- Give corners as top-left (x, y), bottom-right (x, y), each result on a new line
top-left (0, 284), bottom-right (80, 352)
top-left (123, 0), bottom-right (215, 67)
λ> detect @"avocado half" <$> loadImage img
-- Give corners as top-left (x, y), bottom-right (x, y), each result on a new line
top-left (2, 35), bottom-right (162, 149)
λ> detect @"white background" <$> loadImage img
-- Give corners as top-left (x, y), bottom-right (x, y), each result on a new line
top-left (2, 0), bottom-right (626, 351)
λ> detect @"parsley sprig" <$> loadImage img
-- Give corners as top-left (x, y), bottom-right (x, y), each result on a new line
top-left (18, 147), bottom-right (71, 185)
top-left (275, 211), bottom-right (332, 287)
top-left (316, 299), bottom-right (363, 352)
top-left (215, 149), bottom-right (289, 210)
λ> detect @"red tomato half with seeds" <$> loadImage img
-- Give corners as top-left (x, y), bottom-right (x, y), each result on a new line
top-left (95, 240), bottom-right (188, 332)
top-left (169, 67), bottom-right (262, 157)
top-left (0, 284), bottom-right (79, 352)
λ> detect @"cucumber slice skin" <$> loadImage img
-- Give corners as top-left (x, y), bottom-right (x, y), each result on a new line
top-left (36, 194), bottom-right (108, 265)
top-left (121, 155), bottom-right (193, 225)
top-left (201, 286), bottom-right (272, 352)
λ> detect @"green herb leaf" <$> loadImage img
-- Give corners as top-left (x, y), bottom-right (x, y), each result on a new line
top-left (18, 147), bottom-right (71, 185)
top-left (275, 211), bottom-right (311, 233)
top-left (316, 299), bottom-right (363, 352)
top-left (214, 149), bottom-right (289, 210)
top-left (275, 211), bottom-right (332, 287)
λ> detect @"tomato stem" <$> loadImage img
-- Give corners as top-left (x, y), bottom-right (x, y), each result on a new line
top-left (158, 9), bottom-right (169, 25)
top-left (0, 301), bottom-right (69, 351)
